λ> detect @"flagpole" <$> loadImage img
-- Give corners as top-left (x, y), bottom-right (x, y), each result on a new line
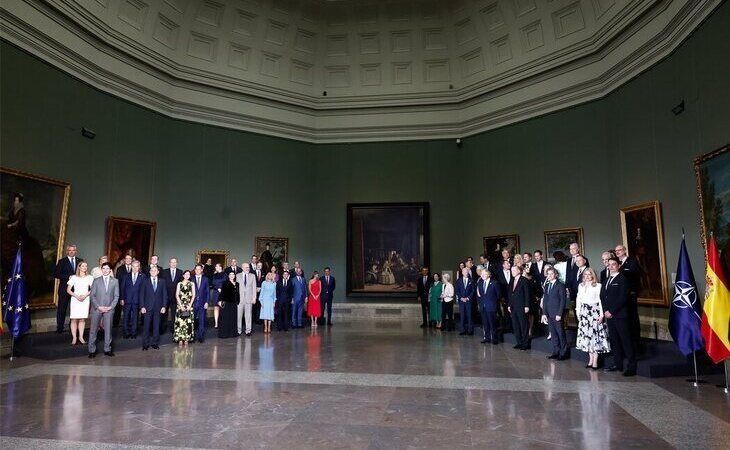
top-left (718, 360), bottom-right (729, 394)
top-left (9, 337), bottom-right (14, 361)
top-left (685, 351), bottom-right (707, 386)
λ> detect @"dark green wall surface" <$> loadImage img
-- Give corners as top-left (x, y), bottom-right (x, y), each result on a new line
top-left (2, 3), bottom-right (729, 329)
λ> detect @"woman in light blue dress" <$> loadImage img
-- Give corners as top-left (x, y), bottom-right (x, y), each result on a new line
top-left (259, 272), bottom-right (277, 334)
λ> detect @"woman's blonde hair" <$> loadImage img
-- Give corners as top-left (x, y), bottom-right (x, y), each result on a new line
top-left (582, 267), bottom-right (598, 287)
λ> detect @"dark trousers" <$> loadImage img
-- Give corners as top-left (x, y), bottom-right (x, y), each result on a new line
top-left (194, 307), bottom-right (206, 340)
top-left (511, 309), bottom-right (529, 347)
top-left (276, 301), bottom-right (290, 330)
top-left (122, 302), bottom-right (139, 336)
top-left (479, 304), bottom-right (497, 342)
top-left (419, 297), bottom-right (429, 324)
top-left (548, 317), bottom-right (568, 356)
top-left (499, 301), bottom-right (512, 332)
top-left (142, 310), bottom-right (162, 346)
top-left (113, 303), bottom-right (123, 327)
top-left (322, 296), bottom-right (333, 323)
top-left (459, 300), bottom-right (473, 333)
top-left (253, 300), bottom-right (261, 324)
top-left (56, 289), bottom-right (70, 332)
top-left (292, 300), bottom-right (305, 327)
top-left (443, 301), bottom-right (454, 330)
top-left (161, 303), bottom-right (176, 335)
top-left (607, 318), bottom-right (636, 371)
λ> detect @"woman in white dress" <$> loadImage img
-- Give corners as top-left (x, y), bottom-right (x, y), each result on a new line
top-left (66, 261), bottom-right (93, 345)
top-left (440, 272), bottom-right (455, 331)
top-left (575, 268), bottom-right (610, 370)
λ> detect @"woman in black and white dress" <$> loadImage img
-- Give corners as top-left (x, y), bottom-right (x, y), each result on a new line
top-left (575, 268), bottom-right (610, 369)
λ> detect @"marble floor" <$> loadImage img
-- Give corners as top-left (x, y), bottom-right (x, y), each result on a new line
top-left (1, 321), bottom-right (728, 449)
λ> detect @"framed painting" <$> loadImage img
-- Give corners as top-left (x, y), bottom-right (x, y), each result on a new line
top-left (620, 201), bottom-right (669, 307)
top-left (106, 217), bottom-right (156, 272)
top-left (255, 236), bottom-right (288, 273)
top-left (196, 249), bottom-right (229, 268)
top-left (483, 234), bottom-right (520, 264)
top-left (347, 202), bottom-right (430, 297)
top-left (544, 227), bottom-right (584, 263)
top-left (0, 167), bottom-right (70, 309)
top-left (695, 144), bottom-right (730, 274)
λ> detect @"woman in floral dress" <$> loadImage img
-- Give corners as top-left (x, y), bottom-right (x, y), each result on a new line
top-left (576, 268), bottom-right (610, 369)
top-left (174, 270), bottom-right (196, 347)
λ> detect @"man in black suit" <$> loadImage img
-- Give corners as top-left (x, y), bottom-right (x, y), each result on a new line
top-left (114, 254), bottom-right (133, 327)
top-left (275, 270), bottom-right (293, 331)
top-left (160, 258), bottom-right (183, 332)
top-left (615, 244), bottom-right (642, 341)
top-left (416, 267), bottom-right (432, 328)
top-left (566, 243), bottom-right (589, 284)
top-left (542, 268), bottom-right (568, 360)
top-left (140, 266), bottom-right (168, 350)
top-left (142, 255), bottom-right (162, 276)
top-left (321, 267), bottom-right (336, 326)
top-left (566, 255), bottom-right (588, 312)
top-left (529, 250), bottom-right (547, 284)
top-left (599, 251), bottom-right (613, 285)
top-left (224, 259), bottom-right (242, 277)
top-left (496, 260), bottom-right (513, 333)
top-left (52, 244), bottom-right (82, 333)
top-left (508, 265), bottom-right (531, 350)
top-left (120, 261), bottom-right (145, 339)
top-left (600, 257), bottom-right (637, 376)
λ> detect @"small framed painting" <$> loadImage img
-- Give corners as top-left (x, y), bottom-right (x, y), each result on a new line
top-left (544, 227), bottom-right (584, 262)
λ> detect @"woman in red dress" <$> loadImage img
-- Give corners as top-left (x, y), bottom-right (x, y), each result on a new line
top-left (307, 271), bottom-right (322, 328)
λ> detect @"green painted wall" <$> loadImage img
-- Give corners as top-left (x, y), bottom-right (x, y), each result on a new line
top-left (2, 3), bottom-right (729, 330)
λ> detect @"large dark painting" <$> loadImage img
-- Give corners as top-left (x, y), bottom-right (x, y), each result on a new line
top-left (0, 168), bottom-right (70, 309)
top-left (106, 217), bottom-right (156, 272)
top-left (483, 234), bottom-right (520, 264)
top-left (196, 249), bottom-right (229, 268)
top-left (620, 201), bottom-right (669, 307)
top-left (347, 203), bottom-right (429, 297)
top-left (544, 227), bottom-right (584, 263)
top-left (255, 236), bottom-right (288, 274)
top-left (695, 144), bottom-right (730, 274)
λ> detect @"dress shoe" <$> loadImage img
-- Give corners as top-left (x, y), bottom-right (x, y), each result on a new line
top-left (327, 322), bottom-right (333, 326)
top-left (547, 354), bottom-right (559, 359)
top-left (104, 351), bottom-right (115, 357)
top-left (585, 364), bottom-right (592, 368)
top-left (622, 370), bottom-right (637, 377)
top-left (245, 332), bottom-right (251, 337)
top-left (513, 344), bottom-right (521, 349)
top-left (481, 339), bottom-right (490, 344)
top-left (88, 352), bottom-right (96, 359)
top-left (142, 346), bottom-right (149, 351)
top-left (55, 329), bottom-right (64, 334)
top-left (151, 345), bottom-right (159, 350)
top-left (557, 355), bottom-right (568, 361)
top-left (591, 366), bottom-right (600, 371)
top-left (420, 323), bottom-right (427, 328)
top-left (520, 346), bottom-right (530, 351)
top-left (604, 366), bottom-right (621, 372)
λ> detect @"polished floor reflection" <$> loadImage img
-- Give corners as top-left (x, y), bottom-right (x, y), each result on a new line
top-left (1, 321), bottom-right (729, 449)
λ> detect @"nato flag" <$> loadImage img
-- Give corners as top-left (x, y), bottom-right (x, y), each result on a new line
top-left (2, 245), bottom-right (32, 338)
top-left (668, 236), bottom-right (704, 355)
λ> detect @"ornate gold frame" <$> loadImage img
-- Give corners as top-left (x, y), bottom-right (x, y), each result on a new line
top-left (543, 227), bottom-right (585, 257)
top-left (195, 249), bottom-right (230, 268)
top-left (0, 167), bottom-right (71, 309)
top-left (694, 144), bottom-right (729, 255)
top-left (619, 201), bottom-right (669, 307)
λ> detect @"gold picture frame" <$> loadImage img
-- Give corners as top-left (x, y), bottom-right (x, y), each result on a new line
top-left (620, 201), bottom-right (669, 307)
top-left (195, 249), bottom-right (230, 268)
top-left (105, 217), bottom-right (157, 272)
top-left (1, 167), bottom-right (71, 309)
top-left (694, 144), bottom-right (730, 258)
top-left (544, 227), bottom-right (584, 261)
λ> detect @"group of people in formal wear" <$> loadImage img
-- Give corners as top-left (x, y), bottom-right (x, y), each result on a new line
top-left (52, 246), bottom-right (336, 357)
top-left (416, 243), bottom-right (642, 376)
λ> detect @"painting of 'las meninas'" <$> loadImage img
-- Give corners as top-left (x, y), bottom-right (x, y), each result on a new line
top-left (695, 144), bottom-right (730, 274)
top-left (347, 203), bottom-right (430, 297)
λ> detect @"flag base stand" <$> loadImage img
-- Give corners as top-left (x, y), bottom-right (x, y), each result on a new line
top-left (9, 337), bottom-right (15, 361)
top-left (717, 361), bottom-right (729, 394)
top-left (686, 379), bottom-right (707, 386)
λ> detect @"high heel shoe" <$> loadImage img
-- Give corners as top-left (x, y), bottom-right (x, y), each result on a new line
top-left (585, 364), bottom-right (591, 368)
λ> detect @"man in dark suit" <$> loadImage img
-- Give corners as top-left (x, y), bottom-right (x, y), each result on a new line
top-left (160, 258), bottom-right (183, 332)
top-left (599, 251), bottom-right (613, 285)
top-left (53, 244), bottom-right (82, 333)
top-left (321, 267), bottom-right (336, 326)
top-left (615, 244), bottom-right (642, 341)
top-left (114, 254), bottom-right (133, 327)
top-left (566, 255), bottom-right (588, 313)
top-left (224, 259), bottom-right (242, 277)
top-left (291, 267), bottom-right (308, 328)
top-left (140, 266), bottom-right (168, 350)
top-left (542, 268), bottom-right (568, 359)
top-left (600, 257), bottom-right (637, 376)
top-left (496, 260), bottom-right (513, 333)
top-left (142, 255), bottom-right (162, 276)
top-left (565, 243), bottom-right (589, 286)
top-left (476, 270), bottom-right (500, 344)
top-left (416, 267), bottom-right (433, 328)
top-left (530, 250), bottom-right (547, 284)
top-left (120, 261), bottom-right (145, 339)
top-left (276, 270), bottom-right (293, 331)
top-left (192, 264), bottom-right (209, 343)
top-left (253, 262), bottom-right (264, 324)
top-left (456, 267), bottom-right (475, 336)
top-left (508, 266), bottom-right (531, 350)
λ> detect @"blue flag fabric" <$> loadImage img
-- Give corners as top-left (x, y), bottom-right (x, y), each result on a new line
top-left (2, 245), bottom-right (32, 338)
top-left (668, 237), bottom-right (704, 355)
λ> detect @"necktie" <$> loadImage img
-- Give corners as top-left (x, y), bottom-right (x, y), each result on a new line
top-left (244, 274), bottom-right (247, 286)
top-left (547, 282), bottom-right (552, 294)
top-left (153, 278), bottom-right (157, 291)
top-left (607, 276), bottom-right (614, 287)
top-left (133, 274), bottom-right (137, 284)
top-left (71, 257), bottom-right (75, 271)
top-left (104, 277), bottom-right (109, 290)
top-left (327, 276), bottom-right (330, 284)
top-left (284, 279), bottom-right (287, 287)
top-left (197, 276), bottom-right (201, 286)
top-left (171, 269), bottom-right (176, 280)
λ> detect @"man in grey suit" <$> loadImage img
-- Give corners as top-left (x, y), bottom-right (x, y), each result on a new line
top-left (237, 263), bottom-right (257, 337)
top-left (542, 268), bottom-right (568, 360)
top-left (88, 263), bottom-right (120, 358)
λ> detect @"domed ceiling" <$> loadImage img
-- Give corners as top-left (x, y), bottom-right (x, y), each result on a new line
top-left (1, 0), bottom-right (722, 142)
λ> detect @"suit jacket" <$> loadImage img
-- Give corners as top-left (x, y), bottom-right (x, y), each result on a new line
top-left (455, 277), bottom-right (475, 300)
top-left (566, 255), bottom-right (590, 285)
top-left (121, 272), bottom-right (146, 305)
top-left (416, 275), bottom-right (433, 300)
top-left (236, 272), bottom-right (257, 305)
top-left (542, 280), bottom-right (566, 317)
top-left (116, 265), bottom-right (133, 283)
top-left (496, 269), bottom-right (512, 299)
top-left (142, 264), bottom-right (163, 276)
top-left (599, 267), bottom-right (610, 285)
top-left (54, 256), bottom-right (83, 283)
top-left (600, 272), bottom-right (631, 319)
top-left (321, 275), bottom-right (336, 301)
top-left (141, 276), bottom-right (168, 311)
top-left (291, 274), bottom-right (308, 303)
top-left (224, 266), bottom-right (242, 276)
top-left (161, 268), bottom-right (184, 302)
top-left (476, 278), bottom-right (501, 312)
top-left (566, 266), bottom-right (587, 299)
top-left (508, 276), bottom-right (530, 311)
top-left (192, 274), bottom-right (209, 308)
top-left (254, 270), bottom-right (264, 298)
top-left (276, 278), bottom-right (294, 305)
top-left (529, 260), bottom-right (547, 284)
top-left (620, 256), bottom-right (641, 295)
top-left (90, 276), bottom-right (119, 311)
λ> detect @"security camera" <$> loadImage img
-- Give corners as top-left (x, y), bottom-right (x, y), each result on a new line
top-left (455, 138), bottom-right (462, 147)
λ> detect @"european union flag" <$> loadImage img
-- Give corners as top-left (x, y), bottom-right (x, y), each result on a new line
top-left (2, 245), bottom-right (32, 338)
top-left (668, 236), bottom-right (704, 355)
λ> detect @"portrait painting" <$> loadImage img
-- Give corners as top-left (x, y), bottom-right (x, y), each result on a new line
top-left (695, 144), bottom-right (730, 274)
top-left (255, 236), bottom-right (288, 273)
top-left (0, 167), bottom-right (70, 309)
top-left (347, 203), bottom-right (430, 297)
top-left (620, 201), bottom-right (669, 307)
top-left (544, 228), bottom-right (584, 263)
top-left (483, 234), bottom-right (520, 264)
top-left (105, 217), bottom-right (156, 272)
top-left (196, 249), bottom-right (229, 268)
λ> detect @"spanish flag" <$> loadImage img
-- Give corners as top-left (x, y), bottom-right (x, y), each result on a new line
top-left (701, 236), bottom-right (730, 364)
